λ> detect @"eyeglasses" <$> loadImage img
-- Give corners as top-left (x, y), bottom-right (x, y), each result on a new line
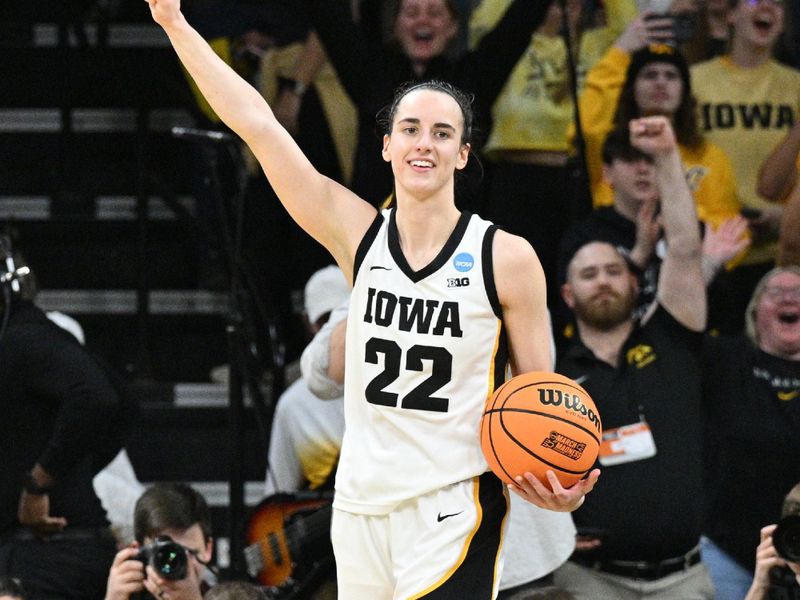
top-left (762, 286), bottom-right (800, 302)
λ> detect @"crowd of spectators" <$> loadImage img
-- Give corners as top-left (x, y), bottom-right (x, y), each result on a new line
top-left (1, 0), bottom-right (799, 598)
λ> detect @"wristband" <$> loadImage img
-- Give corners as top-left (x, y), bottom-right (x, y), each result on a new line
top-left (23, 472), bottom-right (52, 495)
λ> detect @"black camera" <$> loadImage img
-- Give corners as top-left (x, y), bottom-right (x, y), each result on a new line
top-left (773, 515), bottom-right (800, 563)
top-left (134, 536), bottom-right (189, 580)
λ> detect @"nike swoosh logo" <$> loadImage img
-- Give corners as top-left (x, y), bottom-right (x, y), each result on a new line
top-left (574, 375), bottom-right (588, 385)
top-left (370, 266), bottom-right (392, 271)
top-left (437, 511), bottom-right (463, 523)
top-left (777, 389), bottom-right (799, 401)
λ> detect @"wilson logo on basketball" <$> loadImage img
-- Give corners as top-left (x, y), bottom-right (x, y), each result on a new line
top-left (541, 431), bottom-right (586, 461)
top-left (537, 388), bottom-right (601, 433)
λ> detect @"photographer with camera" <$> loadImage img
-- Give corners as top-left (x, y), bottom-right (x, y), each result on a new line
top-left (745, 482), bottom-right (800, 600)
top-left (105, 483), bottom-right (214, 600)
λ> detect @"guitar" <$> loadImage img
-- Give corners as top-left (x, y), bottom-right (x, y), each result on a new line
top-left (243, 492), bottom-right (334, 596)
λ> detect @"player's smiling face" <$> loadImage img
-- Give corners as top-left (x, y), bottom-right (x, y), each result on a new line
top-left (382, 88), bottom-right (470, 198)
top-left (754, 271), bottom-right (800, 358)
top-left (394, 0), bottom-right (458, 65)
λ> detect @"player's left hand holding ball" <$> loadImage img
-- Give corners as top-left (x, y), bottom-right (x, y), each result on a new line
top-left (510, 468), bottom-right (601, 513)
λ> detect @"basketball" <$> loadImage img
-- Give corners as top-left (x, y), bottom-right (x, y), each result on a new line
top-left (481, 371), bottom-right (602, 490)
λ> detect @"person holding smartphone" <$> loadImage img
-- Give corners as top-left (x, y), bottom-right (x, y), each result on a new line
top-left (691, 0), bottom-right (800, 332)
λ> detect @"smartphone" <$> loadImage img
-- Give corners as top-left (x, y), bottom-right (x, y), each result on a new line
top-left (741, 207), bottom-right (763, 219)
top-left (644, 12), bottom-right (696, 44)
top-left (670, 12), bottom-right (696, 43)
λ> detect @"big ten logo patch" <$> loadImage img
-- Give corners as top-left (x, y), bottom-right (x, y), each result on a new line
top-left (447, 277), bottom-right (470, 288)
top-left (627, 344), bottom-right (656, 369)
top-left (541, 431), bottom-right (586, 461)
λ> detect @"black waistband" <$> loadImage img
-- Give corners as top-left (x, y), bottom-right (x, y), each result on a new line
top-left (572, 545), bottom-right (702, 581)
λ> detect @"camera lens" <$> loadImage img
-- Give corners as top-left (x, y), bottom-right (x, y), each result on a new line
top-left (773, 515), bottom-right (800, 563)
top-left (152, 541), bottom-right (188, 580)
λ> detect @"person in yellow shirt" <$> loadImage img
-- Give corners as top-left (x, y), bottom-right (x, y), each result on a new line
top-left (470, 0), bottom-right (636, 307)
top-left (691, 0), bottom-right (800, 332)
top-left (577, 13), bottom-right (745, 332)
top-left (578, 13), bottom-right (741, 234)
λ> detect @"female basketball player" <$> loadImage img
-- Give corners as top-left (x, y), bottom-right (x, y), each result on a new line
top-left (146, 1), bottom-right (599, 597)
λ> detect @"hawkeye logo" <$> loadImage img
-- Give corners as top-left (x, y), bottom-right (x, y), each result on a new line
top-left (541, 431), bottom-right (586, 461)
top-left (685, 166), bottom-right (708, 192)
top-left (627, 344), bottom-right (656, 369)
top-left (777, 389), bottom-right (799, 402)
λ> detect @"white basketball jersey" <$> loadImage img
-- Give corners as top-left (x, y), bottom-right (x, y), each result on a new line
top-left (335, 209), bottom-right (509, 515)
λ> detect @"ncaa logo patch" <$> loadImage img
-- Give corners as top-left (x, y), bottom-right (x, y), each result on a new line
top-left (453, 253), bottom-right (474, 273)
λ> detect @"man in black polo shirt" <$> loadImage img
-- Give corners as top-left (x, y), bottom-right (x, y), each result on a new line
top-left (553, 116), bottom-right (714, 599)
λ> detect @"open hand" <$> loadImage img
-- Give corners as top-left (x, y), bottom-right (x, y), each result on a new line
top-left (509, 468), bottom-right (600, 512)
top-left (702, 216), bottom-right (751, 268)
top-left (630, 197), bottom-right (661, 269)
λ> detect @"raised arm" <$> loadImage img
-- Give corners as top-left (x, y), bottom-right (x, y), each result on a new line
top-left (146, 0), bottom-right (376, 276)
top-left (305, 0), bottom-right (387, 114)
top-left (272, 31), bottom-right (328, 136)
top-left (779, 181), bottom-right (800, 266)
top-left (604, 0), bottom-right (639, 37)
top-left (757, 120), bottom-right (800, 202)
top-left (463, 0), bottom-right (553, 110)
top-left (578, 13), bottom-right (675, 196)
top-left (631, 117), bottom-right (705, 331)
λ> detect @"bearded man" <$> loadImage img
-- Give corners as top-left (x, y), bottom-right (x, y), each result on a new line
top-left (553, 116), bottom-right (715, 600)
